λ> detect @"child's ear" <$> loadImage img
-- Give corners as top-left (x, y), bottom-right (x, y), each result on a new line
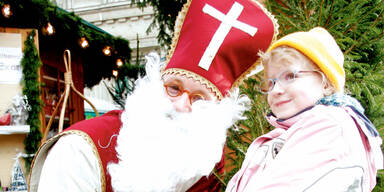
top-left (323, 82), bottom-right (333, 96)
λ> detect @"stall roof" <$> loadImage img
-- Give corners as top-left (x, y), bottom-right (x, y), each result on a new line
top-left (57, 7), bottom-right (111, 36)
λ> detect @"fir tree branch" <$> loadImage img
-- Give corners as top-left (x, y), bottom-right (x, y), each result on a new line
top-left (318, 0), bottom-right (324, 26)
top-left (302, 0), bottom-right (309, 26)
top-left (345, 9), bottom-right (384, 54)
top-left (370, 31), bottom-right (384, 45)
top-left (343, 0), bottom-right (384, 36)
top-left (324, 0), bottom-right (335, 27)
top-left (327, 1), bottom-right (360, 30)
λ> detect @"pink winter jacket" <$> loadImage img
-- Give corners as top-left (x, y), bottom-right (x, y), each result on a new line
top-left (226, 105), bottom-right (383, 192)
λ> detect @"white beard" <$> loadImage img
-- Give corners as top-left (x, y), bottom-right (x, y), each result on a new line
top-left (108, 53), bottom-right (250, 192)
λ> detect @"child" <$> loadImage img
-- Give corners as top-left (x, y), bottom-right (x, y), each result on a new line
top-left (226, 27), bottom-right (383, 191)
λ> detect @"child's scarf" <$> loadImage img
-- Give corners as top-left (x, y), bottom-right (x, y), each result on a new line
top-left (316, 93), bottom-right (379, 137)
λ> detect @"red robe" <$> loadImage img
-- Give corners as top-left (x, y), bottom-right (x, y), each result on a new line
top-left (66, 110), bottom-right (223, 192)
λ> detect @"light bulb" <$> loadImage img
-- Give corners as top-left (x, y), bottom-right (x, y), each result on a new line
top-left (103, 46), bottom-right (112, 56)
top-left (112, 70), bottom-right (118, 77)
top-left (116, 58), bottom-right (123, 67)
top-left (79, 37), bottom-right (89, 48)
top-left (46, 23), bottom-right (55, 35)
top-left (2, 4), bottom-right (12, 18)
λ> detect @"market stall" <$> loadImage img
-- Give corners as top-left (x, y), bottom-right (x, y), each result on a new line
top-left (0, 0), bottom-right (141, 189)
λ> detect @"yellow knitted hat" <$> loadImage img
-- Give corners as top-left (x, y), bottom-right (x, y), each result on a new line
top-left (267, 27), bottom-right (345, 92)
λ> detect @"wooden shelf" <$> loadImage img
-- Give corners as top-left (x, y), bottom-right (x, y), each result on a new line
top-left (0, 125), bottom-right (30, 135)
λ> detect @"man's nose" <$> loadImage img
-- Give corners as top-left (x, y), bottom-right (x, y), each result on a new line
top-left (172, 92), bottom-right (192, 112)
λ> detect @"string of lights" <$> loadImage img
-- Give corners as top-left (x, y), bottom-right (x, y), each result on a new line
top-left (0, 0), bottom-right (134, 79)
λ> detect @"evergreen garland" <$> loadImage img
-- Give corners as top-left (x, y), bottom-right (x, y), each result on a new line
top-left (0, 0), bottom-right (128, 55)
top-left (21, 30), bottom-right (43, 170)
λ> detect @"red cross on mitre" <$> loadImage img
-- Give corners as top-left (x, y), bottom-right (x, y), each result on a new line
top-left (163, 0), bottom-right (278, 99)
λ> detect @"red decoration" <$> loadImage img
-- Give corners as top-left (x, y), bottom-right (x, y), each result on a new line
top-left (0, 113), bottom-right (11, 125)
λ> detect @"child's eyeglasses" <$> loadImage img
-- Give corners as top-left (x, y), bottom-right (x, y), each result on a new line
top-left (164, 83), bottom-right (206, 104)
top-left (259, 70), bottom-right (324, 94)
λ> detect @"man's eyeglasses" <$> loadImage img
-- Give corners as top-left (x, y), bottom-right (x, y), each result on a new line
top-left (164, 83), bottom-right (206, 104)
top-left (258, 70), bottom-right (324, 94)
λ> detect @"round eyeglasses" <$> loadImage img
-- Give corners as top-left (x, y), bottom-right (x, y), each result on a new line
top-left (164, 83), bottom-right (206, 104)
top-left (258, 70), bottom-right (324, 94)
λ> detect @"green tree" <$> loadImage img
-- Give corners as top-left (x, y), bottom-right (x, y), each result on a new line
top-left (134, 0), bottom-right (187, 49)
